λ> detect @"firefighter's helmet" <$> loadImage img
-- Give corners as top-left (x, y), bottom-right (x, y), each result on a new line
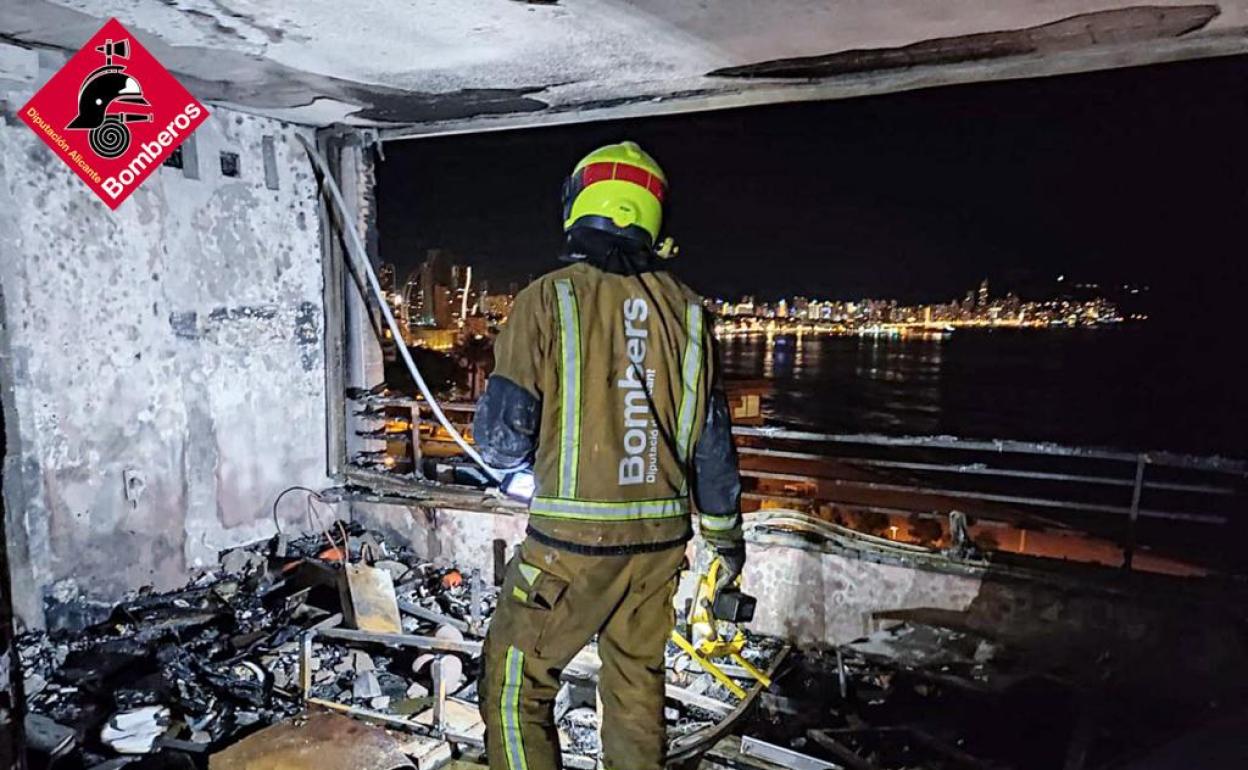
top-left (561, 141), bottom-right (667, 249)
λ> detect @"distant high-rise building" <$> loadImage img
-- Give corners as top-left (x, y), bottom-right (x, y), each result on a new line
top-left (417, 249), bottom-right (456, 327)
top-left (432, 284), bottom-right (454, 328)
top-left (978, 278), bottom-right (990, 308)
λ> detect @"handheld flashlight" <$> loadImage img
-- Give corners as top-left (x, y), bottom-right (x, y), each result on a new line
top-left (502, 469), bottom-right (536, 503)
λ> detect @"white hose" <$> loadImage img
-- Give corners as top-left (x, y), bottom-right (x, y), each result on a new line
top-left (297, 135), bottom-right (504, 482)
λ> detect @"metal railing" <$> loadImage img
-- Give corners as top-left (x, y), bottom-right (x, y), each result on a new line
top-left (733, 426), bottom-right (1247, 574)
top-left (350, 396), bottom-right (1247, 574)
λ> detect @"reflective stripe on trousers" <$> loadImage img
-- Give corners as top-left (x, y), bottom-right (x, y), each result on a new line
top-left (501, 646), bottom-right (527, 770)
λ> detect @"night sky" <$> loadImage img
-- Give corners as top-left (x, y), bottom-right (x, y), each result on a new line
top-left (377, 55), bottom-right (1248, 324)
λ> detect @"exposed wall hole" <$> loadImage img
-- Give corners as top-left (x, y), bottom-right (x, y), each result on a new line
top-left (219, 151), bottom-right (240, 178)
top-left (163, 146), bottom-right (183, 169)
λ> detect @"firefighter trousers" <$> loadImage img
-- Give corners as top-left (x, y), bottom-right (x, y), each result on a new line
top-left (481, 537), bottom-right (686, 770)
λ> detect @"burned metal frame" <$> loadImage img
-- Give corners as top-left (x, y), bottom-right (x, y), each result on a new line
top-left (318, 131), bottom-right (350, 482)
top-left (315, 127), bottom-right (533, 516)
top-left (734, 427), bottom-right (1248, 473)
top-left (738, 735), bottom-right (841, 770)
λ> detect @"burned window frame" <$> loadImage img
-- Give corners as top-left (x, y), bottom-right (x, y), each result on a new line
top-left (317, 130), bottom-right (521, 514)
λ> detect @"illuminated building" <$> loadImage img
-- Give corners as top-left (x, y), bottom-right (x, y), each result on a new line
top-left (417, 249), bottom-right (454, 327)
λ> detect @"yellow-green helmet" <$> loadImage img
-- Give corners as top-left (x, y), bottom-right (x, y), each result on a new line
top-left (561, 141), bottom-right (667, 249)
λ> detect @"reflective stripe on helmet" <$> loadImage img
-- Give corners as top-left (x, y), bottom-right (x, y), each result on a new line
top-left (576, 161), bottom-right (666, 202)
top-left (554, 279), bottom-right (582, 498)
top-left (529, 496), bottom-right (689, 521)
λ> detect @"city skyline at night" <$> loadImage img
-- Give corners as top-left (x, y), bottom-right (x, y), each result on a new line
top-left (378, 56), bottom-right (1245, 334)
top-left (381, 249), bottom-right (1138, 355)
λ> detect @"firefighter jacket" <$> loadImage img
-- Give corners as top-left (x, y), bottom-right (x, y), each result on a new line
top-left (474, 260), bottom-right (744, 554)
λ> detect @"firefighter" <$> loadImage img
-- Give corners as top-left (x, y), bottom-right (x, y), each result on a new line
top-left (473, 141), bottom-right (745, 770)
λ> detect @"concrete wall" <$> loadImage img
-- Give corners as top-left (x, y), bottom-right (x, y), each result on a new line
top-left (352, 502), bottom-right (981, 649)
top-left (353, 503), bottom-right (529, 580)
top-left (0, 45), bottom-right (331, 627)
top-left (353, 501), bottom-right (1248, 699)
top-left (352, 502), bottom-right (985, 646)
top-left (745, 540), bottom-right (982, 644)
top-left (743, 535), bottom-right (1248, 700)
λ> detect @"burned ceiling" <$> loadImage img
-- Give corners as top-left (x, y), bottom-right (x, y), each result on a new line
top-left (709, 5), bottom-right (1224, 78)
top-left (1, 1), bottom-right (1247, 131)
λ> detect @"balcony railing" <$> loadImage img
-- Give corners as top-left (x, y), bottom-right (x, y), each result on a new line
top-left (734, 426), bottom-right (1247, 575)
top-left (348, 395), bottom-right (1247, 575)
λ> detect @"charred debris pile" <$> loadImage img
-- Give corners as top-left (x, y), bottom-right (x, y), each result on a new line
top-left (17, 514), bottom-right (1215, 770)
top-left (17, 520), bottom-right (787, 770)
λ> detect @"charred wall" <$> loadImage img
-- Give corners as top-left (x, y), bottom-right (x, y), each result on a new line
top-left (0, 44), bottom-right (332, 629)
top-left (744, 536), bottom-right (1247, 697)
top-left (352, 503), bottom-right (529, 581)
top-left (353, 502), bottom-right (1248, 703)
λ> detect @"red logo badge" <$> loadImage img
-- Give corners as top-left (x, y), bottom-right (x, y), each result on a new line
top-left (19, 18), bottom-right (209, 210)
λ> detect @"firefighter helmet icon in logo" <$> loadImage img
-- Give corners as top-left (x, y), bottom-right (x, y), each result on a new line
top-left (21, 17), bottom-right (208, 208)
top-left (66, 36), bottom-right (153, 159)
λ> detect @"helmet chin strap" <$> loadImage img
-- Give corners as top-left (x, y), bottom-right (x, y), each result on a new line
top-left (563, 230), bottom-right (679, 265)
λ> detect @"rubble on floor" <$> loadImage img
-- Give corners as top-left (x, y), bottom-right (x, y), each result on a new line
top-left (17, 517), bottom-right (785, 770)
top-left (18, 516), bottom-right (1234, 770)
top-left (710, 618), bottom-right (1247, 770)
top-left (712, 622), bottom-right (1024, 770)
